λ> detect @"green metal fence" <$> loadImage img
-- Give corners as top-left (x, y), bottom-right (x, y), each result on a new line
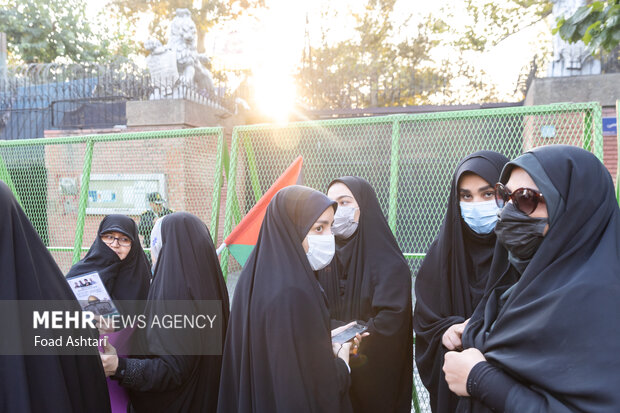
top-left (0, 101), bottom-right (609, 413)
top-left (219, 101), bottom-right (604, 412)
top-left (0, 127), bottom-right (225, 273)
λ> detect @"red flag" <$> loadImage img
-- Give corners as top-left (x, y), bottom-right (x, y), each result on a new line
top-left (221, 156), bottom-right (303, 266)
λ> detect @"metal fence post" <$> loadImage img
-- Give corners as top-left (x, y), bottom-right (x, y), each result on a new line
top-left (219, 133), bottom-right (242, 224)
top-left (584, 109), bottom-right (593, 153)
top-left (73, 139), bottom-right (94, 264)
top-left (221, 128), bottom-right (241, 281)
top-left (583, 106), bottom-right (603, 162)
top-left (210, 130), bottom-right (226, 242)
top-left (593, 104), bottom-right (603, 162)
top-left (388, 118), bottom-right (401, 233)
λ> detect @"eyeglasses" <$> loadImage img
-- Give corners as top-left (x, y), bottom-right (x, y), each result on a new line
top-left (101, 234), bottom-right (132, 247)
top-left (495, 183), bottom-right (545, 216)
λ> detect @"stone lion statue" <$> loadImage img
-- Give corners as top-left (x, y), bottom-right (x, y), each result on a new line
top-left (167, 8), bottom-right (215, 92)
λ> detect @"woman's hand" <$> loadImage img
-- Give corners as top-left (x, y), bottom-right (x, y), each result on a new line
top-left (442, 318), bottom-right (469, 351)
top-left (332, 341), bottom-right (352, 365)
top-left (99, 338), bottom-right (119, 377)
top-left (94, 315), bottom-right (115, 335)
top-left (350, 332), bottom-right (370, 355)
top-left (331, 321), bottom-right (370, 358)
top-left (331, 321), bottom-right (357, 337)
top-left (443, 348), bottom-right (486, 396)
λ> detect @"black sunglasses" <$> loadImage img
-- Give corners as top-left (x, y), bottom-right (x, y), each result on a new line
top-left (495, 183), bottom-right (545, 216)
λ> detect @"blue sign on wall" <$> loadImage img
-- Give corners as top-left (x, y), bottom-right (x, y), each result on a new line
top-left (603, 117), bottom-right (617, 135)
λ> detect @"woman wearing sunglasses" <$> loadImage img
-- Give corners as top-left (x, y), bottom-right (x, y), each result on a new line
top-left (443, 145), bottom-right (620, 412)
top-left (413, 151), bottom-right (509, 413)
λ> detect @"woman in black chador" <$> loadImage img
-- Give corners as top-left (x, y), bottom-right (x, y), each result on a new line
top-left (413, 151), bottom-right (508, 413)
top-left (67, 214), bottom-right (151, 412)
top-left (0, 180), bottom-right (111, 413)
top-left (443, 145), bottom-right (620, 412)
top-left (218, 185), bottom-right (355, 413)
top-left (317, 176), bottom-right (413, 413)
top-left (66, 214), bottom-right (151, 314)
top-left (101, 212), bottom-right (230, 413)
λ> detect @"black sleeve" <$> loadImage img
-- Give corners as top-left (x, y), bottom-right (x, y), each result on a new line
top-left (468, 361), bottom-right (580, 413)
top-left (366, 264), bottom-right (411, 337)
top-left (334, 357), bottom-right (351, 397)
top-left (467, 361), bottom-right (514, 411)
top-left (468, 361), bottom-right (571, 413)
top-left (112, 355), bottom-right (197, 392)
top-left (111, 357), bottom-right (127, 380)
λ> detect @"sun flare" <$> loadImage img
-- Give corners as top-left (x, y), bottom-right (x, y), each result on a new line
top-left (252, 66), bottom-right (297, 123)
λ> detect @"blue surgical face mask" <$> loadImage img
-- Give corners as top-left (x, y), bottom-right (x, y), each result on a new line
top-left (460, 200), bottom-right (499, 234)
top-left (306, 234), bottom-right (335, 271)
top-left (332, 206), bottom-right (359, 239)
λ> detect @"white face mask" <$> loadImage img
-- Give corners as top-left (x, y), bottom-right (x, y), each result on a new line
top-left (332, 206), bottom-right (359, 239)
top-left (459, 200), bottom-right (500, 234)
top-left (305, 234), bottom-right (335, 271)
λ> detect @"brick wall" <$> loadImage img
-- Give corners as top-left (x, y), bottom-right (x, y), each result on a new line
top-left (43, 127), bottom-right (221, 272)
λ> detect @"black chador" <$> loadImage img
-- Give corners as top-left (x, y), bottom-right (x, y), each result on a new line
top-left (218, 186), bottom-right (352, 413)
top-left (413, 151), bottom-right (508, 413)
top-left (317, 177), bottom-right (413, 413)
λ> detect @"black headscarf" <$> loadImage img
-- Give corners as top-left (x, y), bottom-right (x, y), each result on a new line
top-left (66, 214), bottom-right (151, 313)
top-left (412, 151), bottom-right (508, 413)
top-left (458, 145), bottom-right (620, 412)
top-left (126, 212), bottom-right (230, 413)
top-left (316, 176), bottom-right (413, 413)
top-left (0, 180), bottom-right (111, 413)
top-left (217, 185), bottom-right (353, 413)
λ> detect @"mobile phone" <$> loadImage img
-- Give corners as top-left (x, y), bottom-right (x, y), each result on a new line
top-left (331, 322), bottom-right (368, 344)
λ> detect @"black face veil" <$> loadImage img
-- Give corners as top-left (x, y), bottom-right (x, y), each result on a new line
top-left (459, 145), bottom-right (620, 412)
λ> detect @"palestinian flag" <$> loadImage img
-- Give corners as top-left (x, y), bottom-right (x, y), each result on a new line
top-left (218, 156), bottom-right (303, 266)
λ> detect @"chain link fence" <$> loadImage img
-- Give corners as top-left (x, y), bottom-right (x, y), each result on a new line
top-left (0, 127), bottom-right (225, 273)
top-left (0, 102), bottom-right (607, 412)
top-left (220, 102), bottom-right (603, 412)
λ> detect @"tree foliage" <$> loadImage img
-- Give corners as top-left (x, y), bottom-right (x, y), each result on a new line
top-left (436, 0), bottom-right (552, 52)
top-left (554, 0), bottom-right (620, 53)
top-left (297, 0), bottom-right (455, 109)
top-left (0, 0), bottom-right (135, 64)
top-left (112, 0), bottom-right (264, 53)
top-left (296, 0), bottom-right (505, 109)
